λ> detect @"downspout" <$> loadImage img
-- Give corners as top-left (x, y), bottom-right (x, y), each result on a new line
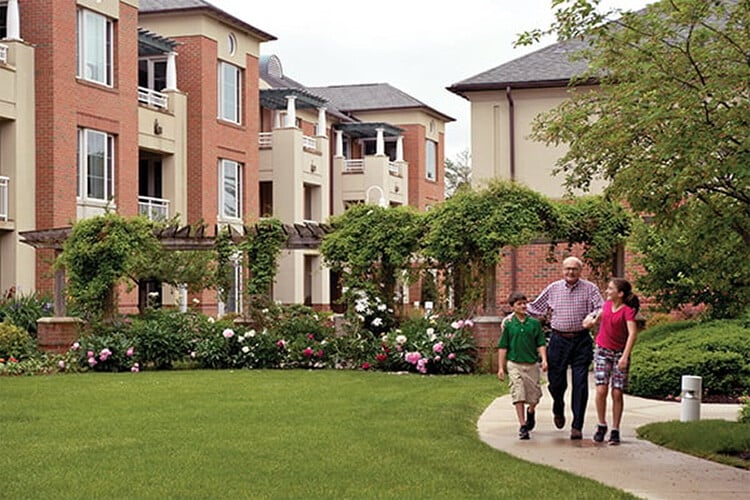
top-left (506, 86), bottom-right (518, 293)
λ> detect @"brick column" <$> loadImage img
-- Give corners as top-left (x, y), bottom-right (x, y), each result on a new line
top-left (37, 317), bottom-right (84, 354)
top-left (471, 316), bottom-right (502, 373)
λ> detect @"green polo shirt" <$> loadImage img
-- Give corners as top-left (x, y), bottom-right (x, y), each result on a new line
top-left (498, 315), bottom-right (546, 364)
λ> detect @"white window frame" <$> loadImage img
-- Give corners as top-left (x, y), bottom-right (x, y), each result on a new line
top-left (218, 61), bottom-right (241, 124)
top-left (219, 159), bottom-right (242, 220)
top-left (78, 128), bottom-right (115, 202)
top-left (139, 56), bottom-right (167, 91)
top-left (425, 139), bottom-right (437, 181)
top-left (77, 8), bottom-right (114, 87)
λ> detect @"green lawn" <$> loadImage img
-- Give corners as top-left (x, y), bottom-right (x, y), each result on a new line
top-left (637, 419), bottom-right (750, 470)
top-left (0, 371), bottom-right (634, 499)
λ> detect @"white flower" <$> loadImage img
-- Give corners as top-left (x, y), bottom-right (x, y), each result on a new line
top-left (222, 328), bottom-right (235, 339)
top-left (377, 304), bottom-right (387, 311)
top-left (371, 317), bottom-right (383, 327)
top-left (426, 327), bottom-right (435, 336)
top-left (262, 308), bottom-right (269, 314)
top-left (207, 317), bottom-right (215, 323)
top-left (242, 346), bottom-right (250, 354)
top-left (192, 298), bottom-right (200, 305)
top-left (148, 291), bottom-right (159, 298)
top-left (396, 335), bottom-right (407, 345)
top-left (248, 329), bottom-right (256, 338)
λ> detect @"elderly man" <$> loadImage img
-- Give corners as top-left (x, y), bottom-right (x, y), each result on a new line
top-left (527, 256), bottom-right (603, 440)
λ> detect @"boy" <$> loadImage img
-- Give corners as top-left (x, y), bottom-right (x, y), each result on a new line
top-left (498, 292), bottom-right (548, 440)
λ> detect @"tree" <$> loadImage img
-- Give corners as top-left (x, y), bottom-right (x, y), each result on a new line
top-left (444, 149), bottom-right (472, 197)
top-left (520, 0), bottom-right (750, 317)
top-left (320, 204), bottom-right (424, 312)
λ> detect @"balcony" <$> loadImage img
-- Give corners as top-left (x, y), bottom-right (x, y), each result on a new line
top-left (138, 196), bottom-right (170, 221)
top-left (138, 86), bottom-right (168, 109)
top-left (0, 176), bottom-right (8, 221)
top-left (259, 132), bottom-right (272, 148)
top-left (335, 156), bottom-right (408, 209)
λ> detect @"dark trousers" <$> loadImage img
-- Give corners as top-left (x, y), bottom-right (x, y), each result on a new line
top-left (547, 333), bottom-right (593, 431)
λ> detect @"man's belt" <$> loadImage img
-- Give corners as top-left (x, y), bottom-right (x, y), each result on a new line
top-left (552, 329), bottom-right (589, 339)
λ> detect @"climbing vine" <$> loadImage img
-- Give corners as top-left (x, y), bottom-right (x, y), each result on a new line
top-left (239, 218), bottom-right (288, 298)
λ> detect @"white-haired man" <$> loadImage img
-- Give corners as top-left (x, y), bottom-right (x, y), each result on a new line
top-left (527, 256), bottom-right (603, 440)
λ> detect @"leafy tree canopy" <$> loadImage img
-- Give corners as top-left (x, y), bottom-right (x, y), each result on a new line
top-left (444, 149), bottom-right (472, 197)
top-left (520, 0), bottom-right (750, 317)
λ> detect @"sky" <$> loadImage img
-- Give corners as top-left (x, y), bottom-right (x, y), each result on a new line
top-left (210, 0), bottom-right (652, 161)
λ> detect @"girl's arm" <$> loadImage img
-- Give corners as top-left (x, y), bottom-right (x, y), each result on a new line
top-left (618, 320), bottom-right (639, 370)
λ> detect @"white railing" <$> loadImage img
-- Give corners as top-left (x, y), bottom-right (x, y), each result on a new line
top-left (137, 86), bottom-right (168, 109)
top-left (302, 135), bottom-right (317, 150)
top-left (0, 45), bottom-right (8, 65)
top-left (388, 161), bottom-right (401, 175)
top-left (138, 195), bottom-right (169, 221)
top-left (258, 132), bottom-right (272, 147)
top-left (343, 159), bottom-right (364, 173)
top-left (0, 176), bottom-right (8, 221)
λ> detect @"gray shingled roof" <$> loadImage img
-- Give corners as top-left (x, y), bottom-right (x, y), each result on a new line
top-left (448, 39), bottom-right (593, 98)
top-left (139, 0), bottom-right (276, 42)
top-left (308, 83), bottom-right (455, 122)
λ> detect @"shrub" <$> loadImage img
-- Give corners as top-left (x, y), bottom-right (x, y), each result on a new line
top-left (0, 351), bottom-right (81, 376)
top-left (74, 323), bottom-right (138, 373)
top-left (0, 319), bottom-right (35, 360)
top-left (629, 320), bottom-right (750, 399)
top-left (130, 309), bottom-right (192, 369)
top-left (739, 396), bottom-right (750, 424)
top-left (0, 291), bottom-right (54, 337)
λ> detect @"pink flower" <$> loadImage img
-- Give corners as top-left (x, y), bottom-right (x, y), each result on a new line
top-left (131, 363), bottom-right (140, 373)
top-left (88, 356), bottom-right (97, 367)
top-left (316, 349), bottom-right (324, 358)
top-left (451, 320), bottom-right (464, 329)
top-left (376, 353), bottom-right (388, 362)
top-left (276, 339), bottom-right (286, 349)
top-left (405, 351), bottom-right (422, 365)
top-left (126, 347), bottom-right (134, 357)
top-left (362, 362), bottom-right (371, 370)
top-left (71, 342), bottom-right (80, 351)
top-left (417, 358), bottom-right (428, 374)
top-left (448, 353), bottom-right (456, 360)
top-left (303, 347), bottom-right (314, 358)
top-left (87, 350), bottom-right (94, 358)
top-left (222, 328), bottom-right (235, 339)
top-left (432, 342), bottom-right (444, 354)
top-left (307, 334), bottom-right (315, 340)
top-left (434, 355), bottom-right (441, 362)
top-left (99, 348), bottom-right (112, 361)
top-left (58, 360), bottom-right (66, 369)
top-left (464, 319), bottom-right (474, 328)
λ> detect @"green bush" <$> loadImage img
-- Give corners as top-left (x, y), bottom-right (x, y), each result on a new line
top-left (75, 323), bottom-right (136, 373)
top-left (130, 309), bottom-right (193, 369)
top-left (0, 291), bottom-right (53, 337)
top-left (0, 319), bottom-right (35, 360)
top-left (629, 320), bottom-right (750, 399)
top-left (739, 396), bottom-right (750, 424)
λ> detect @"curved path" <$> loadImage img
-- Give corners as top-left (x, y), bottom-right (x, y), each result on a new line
top-left (477, 377), bottom-right (749, 499)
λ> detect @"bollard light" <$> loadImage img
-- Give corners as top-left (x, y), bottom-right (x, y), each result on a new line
top-left (680, 375), bottom-right (702, 422)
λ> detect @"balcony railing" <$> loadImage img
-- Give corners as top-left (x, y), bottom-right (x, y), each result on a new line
top-left (138, 86), bottom-right (168, 109)
top-left (0, 44), bottom-right (7, 65)
top-left (0, 176), bottom-right (8, 221)
top-left (259, 132), bottom-right (272, 148)
top-left (388, 161), bottom-right (401, 175)
top-left (302, 135), bottom-right (317, 150)
top-left (138, 195), bottom-right (169, 221)
top-left (343, 160), bottom-right (364, 173)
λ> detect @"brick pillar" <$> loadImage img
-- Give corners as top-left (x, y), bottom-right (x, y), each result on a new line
top-left (37, 317), bottom-right (84, 354)
top-left (471, 316), bottom-right (502, 373)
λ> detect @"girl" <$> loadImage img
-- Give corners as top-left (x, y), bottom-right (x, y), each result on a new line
top-left (583, 278), bottom-right (640, 445)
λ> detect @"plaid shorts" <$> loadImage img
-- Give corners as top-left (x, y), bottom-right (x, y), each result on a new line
top-left (594, 345), bottom-right (629, 390)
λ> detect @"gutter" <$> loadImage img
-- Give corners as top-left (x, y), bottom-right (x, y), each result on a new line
top-left (506, 86), bottom-right (518, 292)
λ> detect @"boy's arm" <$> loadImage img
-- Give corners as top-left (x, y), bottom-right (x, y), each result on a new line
top-left (497, 348), bottom-right (507, 381)
top-left (538, 345), bottom-right (548, 372)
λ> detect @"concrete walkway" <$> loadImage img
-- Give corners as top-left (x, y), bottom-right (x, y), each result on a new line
top-left (478, 377), bottom-right (749, 499)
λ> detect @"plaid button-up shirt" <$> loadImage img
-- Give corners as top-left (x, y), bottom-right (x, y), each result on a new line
top-left (527, 278), bottom-right (603, 332)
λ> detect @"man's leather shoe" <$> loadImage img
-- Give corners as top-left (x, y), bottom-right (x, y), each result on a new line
top-left (554, 414), bottom-right (565, 429)
top-left (570, 428), bottom-right (583, 440)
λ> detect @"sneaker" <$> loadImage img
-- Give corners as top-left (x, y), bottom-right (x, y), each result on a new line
top-left (570, 428), bottom-right (583, 440)
top-left (608, 429), bottom-right (621, 445)
top-left (593, 424), bottom-right (608, 443)
top-left (519, 425), bottom-right (530, 440)
top-left (553, 413), bottom-right (565, 429)
top-left (526, 409), bottom-right (536, 431)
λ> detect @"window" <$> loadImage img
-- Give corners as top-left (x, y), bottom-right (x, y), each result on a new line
top-left (259, 181), bottom-right (273, 217)
top-left (77, 9), bottom-right (114, 86)
top-left (218, 61), bottom-right (241, 123)
top-left (219, 159), bottom-right (242, 219)
top-left (138, 58), bottom-right (167, 91)
top-left (303, 184), bottom-right (319, 221)
top-left (425, 139), bottom-right (437, 181)
top-left (0, 4), bottom-right (7, 39)
top-left (78, 129), bottom-right (114, 201)
top-left (363, 138), bottom-right (397, 161)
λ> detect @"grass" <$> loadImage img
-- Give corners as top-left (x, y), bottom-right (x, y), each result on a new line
top-left (637, 420), bottom-right (750, 470)
top-left (0, 370), bottom-right (635, 499)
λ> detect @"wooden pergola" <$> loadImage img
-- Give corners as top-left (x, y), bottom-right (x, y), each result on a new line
top-left (19, 222), bottom-right (333, 315)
